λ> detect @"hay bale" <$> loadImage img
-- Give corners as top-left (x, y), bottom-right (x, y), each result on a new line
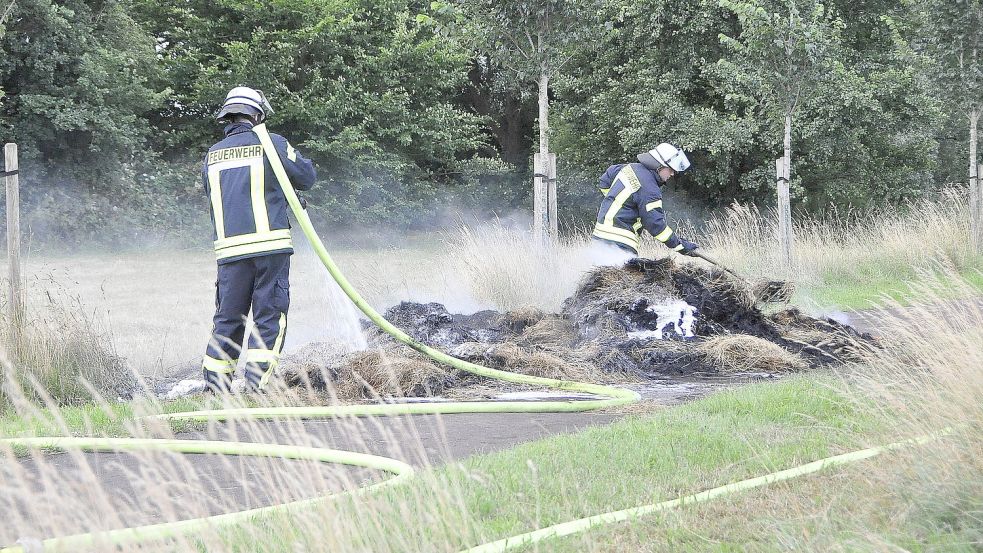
top-left (279, 341), bottom-right (352, 390)
top-left (572, 342), bottom-right (639, 374)
top-left (563, 260), bottom-right (676, 326)
top-left (330, 348), bottom-right (455, 399)
top-left (768, 308), bottom-right (877, 363)
top-left (671, 263), bottom-right (755, 317)
top-left (622, 338), bottom-right (708, 374)
top-left (499, 306), bottom-right (547, 334)
top-left (697, 335), bottom-right (808, 373)
top-left (516, 316), bottom-right (577, 348)
top-left (454, 341), bottom-right (596, 381)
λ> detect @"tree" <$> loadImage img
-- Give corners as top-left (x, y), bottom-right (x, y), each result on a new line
top-left (133, 0), bottom-right (487, 226)
top-left (458, 0), bottom-right (600, 157)
top-left (716, 0), bottom-right (845, 264)
top-left (454, 0), bottom-right (602, 239)
top-left (0, 0), bottom-right (169, 242)
top-left (0, 0), bottom-right (14, 34)
top-left (916, 0), bottom-right (983, 252)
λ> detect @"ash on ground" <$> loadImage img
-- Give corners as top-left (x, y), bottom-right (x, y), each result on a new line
top-left (279, 258), bottom-right (875, 401)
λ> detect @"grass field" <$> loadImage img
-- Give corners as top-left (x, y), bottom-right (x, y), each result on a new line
top-left (0, 192), bottom-right (979, 551)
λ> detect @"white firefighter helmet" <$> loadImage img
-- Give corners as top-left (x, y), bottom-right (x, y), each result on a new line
top-left (216, 86), bottom-right (274, 122)
top-left (637, 143), bottom-right (691, 173)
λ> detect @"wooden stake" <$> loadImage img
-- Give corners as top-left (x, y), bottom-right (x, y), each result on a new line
top-left (533, 152), bottom-right (549, 245)
top-left (971, 108), bottom-right (981, 254)
top-left (973, 162), bottom-right (983, 254)
top-left (546, 153), bottom-right (557, 240)
top-left (4, 142), bottom-right (22, 323)
top-left (776, 157), bottom-right (793, 269)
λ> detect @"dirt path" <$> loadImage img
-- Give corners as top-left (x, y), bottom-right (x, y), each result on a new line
top-left (5, 375), bottom-right (740, 542)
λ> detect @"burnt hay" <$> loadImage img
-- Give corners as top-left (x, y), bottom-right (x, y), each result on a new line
top-left (282, 259), bottom-right (875, 398)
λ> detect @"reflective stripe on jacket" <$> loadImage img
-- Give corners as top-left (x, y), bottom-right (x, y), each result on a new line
top-left (202, 122), bottom-right (316, 264)
top-left (592, 163), bottom-right (685, 254)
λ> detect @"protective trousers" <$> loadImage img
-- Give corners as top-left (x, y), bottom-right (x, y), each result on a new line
top-left (202, 253), bottom-right (290, 391)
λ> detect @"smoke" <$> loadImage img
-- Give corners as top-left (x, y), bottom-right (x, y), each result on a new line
top-left (583, 239), bottom-right (636, 267)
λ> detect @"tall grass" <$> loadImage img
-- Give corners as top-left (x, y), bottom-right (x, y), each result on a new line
top-left (446, 221), bottom-right (602, 312)
top-left (701, 187), bottom-right (980, 284)
top-left (830, 272), bottom-right (983, 547)
top-left (440, 186), bottom-right (982, 312)
top-left (0, 283), bottom-right (130, 410)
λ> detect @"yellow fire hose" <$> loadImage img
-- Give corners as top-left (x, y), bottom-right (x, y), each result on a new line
top-left (0, 124), bottom-right (945, 552)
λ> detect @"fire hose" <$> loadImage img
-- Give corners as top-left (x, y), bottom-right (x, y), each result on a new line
top-left (0, 124), bottom-right (945, 552)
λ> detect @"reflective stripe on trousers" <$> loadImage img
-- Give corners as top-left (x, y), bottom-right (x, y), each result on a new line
top-left (203, 253), bottom-right (290, 389)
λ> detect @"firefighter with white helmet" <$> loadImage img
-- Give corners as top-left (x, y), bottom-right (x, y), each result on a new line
top-left (591, 143), bottom-right (698, 259)
top-left (200, 86), bottom-right (317, 392)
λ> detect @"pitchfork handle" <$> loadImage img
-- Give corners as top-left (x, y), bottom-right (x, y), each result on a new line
top-left (689, 250), bottom-right (743, 279)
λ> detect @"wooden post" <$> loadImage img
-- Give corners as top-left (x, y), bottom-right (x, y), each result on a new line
top-left (776, 157), bottom-right (794, 268)
top-left (971, 108), bottom-right (981, 255)
top-left (533, 153), bottom-right (549, 245)
top-left (4, 143), bottom-right (22, 324)
top-left (546, 153), bottom-right (557, 240)
top-left (973, 162), bottom-right (983, 254)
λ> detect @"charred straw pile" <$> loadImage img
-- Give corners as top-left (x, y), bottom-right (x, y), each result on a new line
top-left (282, 258), bottom-right (875, 399)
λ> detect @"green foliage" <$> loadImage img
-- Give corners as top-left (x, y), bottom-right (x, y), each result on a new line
top-left (554, 0), bottom-right (942, 210)
top-left (0, 0), bottom-right (975, 240)
top-left (716, 0), bottom-right (843, 120)
top-left (454, 0), bottom-right (603, 84)
top-left (910, 0), bottom-right (982, 185)
top-left (914, 0), bottom-right (983, 114)
top-left (134, 0), bottom-right (487, 224)
top-left (0, 0), bottom-right (175, 243)
top-left (0, 0), bottom-right (166, 178)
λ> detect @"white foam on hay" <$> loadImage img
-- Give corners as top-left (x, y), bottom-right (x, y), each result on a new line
top-left (162, 379), bottom-right (206, 399)
top-left (628, 299), bottom-right (697, 339)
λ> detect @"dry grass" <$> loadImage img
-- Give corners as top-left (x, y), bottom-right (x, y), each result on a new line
top-left (332, 348), bottom-right (454, 400)
top-left (697, 335), bottom-right (809, 373)
top-left (445, 222), bottom-right (603, 312)
top-left (832, 272), bottom-right (983, 545)
top-left (0, 285), bottom-right (131, 408)
top-left (699, 188), bottom-right (981, 286)
top-left (464, 342), bottom-right (598, 381)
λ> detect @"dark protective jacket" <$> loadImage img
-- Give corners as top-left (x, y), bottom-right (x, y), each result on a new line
top-left (202, 121), bottom-right (316, 264)
top-left (592, 163), bottom-right (687, 254)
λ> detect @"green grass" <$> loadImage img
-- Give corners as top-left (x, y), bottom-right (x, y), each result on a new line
top-left (799, 264), bottom-right (983, 310)
top-left (205, 373), bottom-right (910, 552)
top-left (0, 397), bottom-right (208, 440)
top-left (6, 371), bottom-right (973, 551)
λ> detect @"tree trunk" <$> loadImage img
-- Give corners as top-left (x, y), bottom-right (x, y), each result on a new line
top-left (463, 63), bottom-right (529, 165)
top-left (970, 106), bottom-right (982, 254)
top-left (4, 142), bottom-right (23, 327)
top-left (777, 113), bottom-right (795, 269)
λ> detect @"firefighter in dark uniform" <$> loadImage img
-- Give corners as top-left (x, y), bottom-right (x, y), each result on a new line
top-left (592, 143), bottom-right (699, 258)
top-left (201, 86), bottom-right (317, 392)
